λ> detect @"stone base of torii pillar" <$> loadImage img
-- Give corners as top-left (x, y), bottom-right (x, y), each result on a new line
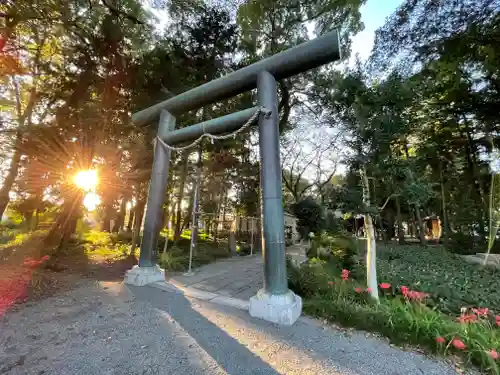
top-left (249, 288), bottom-right (302, 326)
top-left (123, 265), bottom-right (165, 287)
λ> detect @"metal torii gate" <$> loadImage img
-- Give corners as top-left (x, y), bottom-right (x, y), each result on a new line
top-left (124, 30), bottom-right (340, 325)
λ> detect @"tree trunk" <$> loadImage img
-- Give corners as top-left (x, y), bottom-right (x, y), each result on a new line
top-left (34, 209), bottom-right (40, 230)
top-left (360, 166), bottom-right (379, 301)
top-left (174, 154), bottom-right (189, 241)
top-left (414, 206), bottom-right (427, 246)
top-left (113, 198), bottom-right (126, 233)
top-left (101, 203), bottom-right (113, 232)
top-left (0, 142), bottom-right (22, 220)
top-left (0, 79), bottom-right (38, 220)
top-left (460, 123), bottom-right (486, 240)
top-left (127, 206), bottom-right (135, 232)
top-left (45, 191), bottom-right (83, 251)
top-left (395, 196), bottom-right (405, 244)
top-left (439, 162), bottom-right (449, 247)
top-left (130, 200), bottom-right (145, 256)
top-left (159, 202), bottom-right (170, 254)
top-left (213, 182), bottom-right (225, 244)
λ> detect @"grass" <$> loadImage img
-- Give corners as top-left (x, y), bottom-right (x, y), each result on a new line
top-left (289, 242), bottom-right (500, 374)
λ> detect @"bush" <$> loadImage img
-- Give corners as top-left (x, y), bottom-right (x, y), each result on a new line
top-left (0, 228), bottom-right (19, 244)
top-left (157, 237), bottom-right (230, 271)
top-left (291, 197), bottom-right (324, 238)
top-left (288, 261), bottom-right (500, 374)
top-left (308, 232), bottom-right (360, 270)
top-left (237, 244), bottom-right (252, 255)
top-left (159, 247), bottom-right (189, 271)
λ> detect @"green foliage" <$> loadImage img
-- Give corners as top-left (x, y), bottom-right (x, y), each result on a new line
top-left (159, 247), bottom-right (188, 272)
top-left (375, 245), bottom-right (500, 315)
top-left (0, 228), bottom-right (19, 244)
top-left (236, 243), bottom-right (252, 255)
top-left (291, 196), bottom-right (324, 238)
top-left (157, 236), bottom-right (230, 271)
top-left (308, 231), bottom-right (360, 270)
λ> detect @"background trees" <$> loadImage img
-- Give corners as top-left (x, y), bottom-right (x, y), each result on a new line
top-left (0, 0), bottom-right (498, 257)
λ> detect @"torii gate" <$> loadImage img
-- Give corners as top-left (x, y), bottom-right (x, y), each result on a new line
top-left (124, 30), bottom-right (341, 325)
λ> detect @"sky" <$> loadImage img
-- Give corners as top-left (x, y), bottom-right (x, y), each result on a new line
top-left (349, 0), bottom-right (404, 64)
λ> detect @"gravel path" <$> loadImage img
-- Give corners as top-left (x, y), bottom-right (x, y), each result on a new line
top-left (0, 281), bottom-right (467, 375)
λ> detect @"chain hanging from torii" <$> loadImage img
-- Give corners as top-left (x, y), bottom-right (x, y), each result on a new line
top-left (154, 106), bottom-right (271, 152)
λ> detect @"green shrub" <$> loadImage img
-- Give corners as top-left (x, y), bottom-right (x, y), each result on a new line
top-left (0, 228), bottom-right (19, 244)
top-left (237, 244), bottom-right (252, 255)
top-left (159, 247), bottom-right (189, 271)
top-left (157, 237), bottom-right (230, 271)
top-left (308, 232), bottom-right (360, 270)
top-left (448, 232), bottom-right (481, 255)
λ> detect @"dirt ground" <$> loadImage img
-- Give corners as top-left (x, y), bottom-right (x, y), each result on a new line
top-left (0, 232), bottom-right (137, 317)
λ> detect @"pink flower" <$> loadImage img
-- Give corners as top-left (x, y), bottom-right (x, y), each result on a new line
top-left (452, 339), bottom-right (466, 350)
top-left (472, 308), bottom-right (489, 317)
top-left (495, 316), bottom-right (500, 326)
top-left (400, 286), bottom-right (409, 296)
top-left (457, 314), bottom-right (478, 324)
top-left (41, 255), bottom-right (50, 261)
top-left (366, 288), bottom-right (372, 293)
top-left (488, 350), bottom-right (499, 360)
top-left (341, 269), bottom-right (350, 281)
top-left (406, 290), bottom-right (429, 302)
top-left (435, 337), bottom-right (446, 344)
top-left (355, 287), bottom-right (362, 293)
top-left (328, 281), bottom-right (334, 286)
top-left (379, 283), bottom-right (391, 290)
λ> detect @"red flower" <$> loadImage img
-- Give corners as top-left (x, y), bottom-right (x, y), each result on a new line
top-left (355, 287), bottom-right (362, 293)
top-left (366, 288), bottom-right (373, 293)
top-left (435, 337), bottom-right (446, 344)
top-left (452, 339), bottom-right (466, 350)
top-left (406, 290), bottom-right (428, 302)
top-left (328, 281), bottom-right (334, 285)
top-left (488, 350), bottom-right (499, 360)
top-left (400, 286), bottom-right (409, 296)
top-left (379, 283), bottom-right (391, 290)
top-left (457, 314), bottom-right (478, 324)
top-left (472, 308), bottom-right (489, 317)
top-left (341, 269), bottom-right (350, 281)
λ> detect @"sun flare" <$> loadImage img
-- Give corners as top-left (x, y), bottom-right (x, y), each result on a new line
top-left (73, 170), bottom-right (98, 192)
top-left (83, 192), bottom-right (101, 211)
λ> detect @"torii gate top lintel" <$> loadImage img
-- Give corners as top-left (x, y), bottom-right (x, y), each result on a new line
top-left (132, 30), bottom-right (340, 126)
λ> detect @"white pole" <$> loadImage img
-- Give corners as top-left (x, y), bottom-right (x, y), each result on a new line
top-left (250, 217), bottom-right (254, 255)
top-left (185, 149), bottom-right (202, 276)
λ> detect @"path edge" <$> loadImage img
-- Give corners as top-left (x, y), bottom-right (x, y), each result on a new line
top-left (149, 280), bottom-right (250, 311)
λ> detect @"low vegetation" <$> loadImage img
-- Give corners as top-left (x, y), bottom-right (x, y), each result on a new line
top-left (289, 241), bottom-right (500, 374)
top-left (74, 228), bottom-right (231, 272)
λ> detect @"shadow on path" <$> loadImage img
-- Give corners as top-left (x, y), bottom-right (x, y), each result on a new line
top-left (129, 284), bottom-right (281, 375)
top-left (133, 285), bottom-right (462, 375)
